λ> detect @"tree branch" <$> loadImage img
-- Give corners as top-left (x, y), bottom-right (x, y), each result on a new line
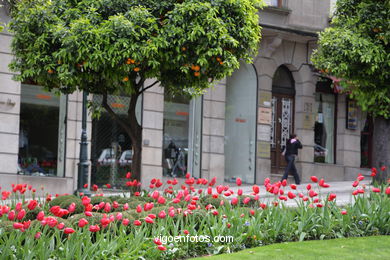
top-left (138, 80), bottom-right (159, 95)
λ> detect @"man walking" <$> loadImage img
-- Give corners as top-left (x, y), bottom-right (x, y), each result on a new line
top-left (281, 134), bottom-right (302, 185)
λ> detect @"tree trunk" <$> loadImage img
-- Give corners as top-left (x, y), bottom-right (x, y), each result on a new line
top-left (372, 116), bottom-right (390, 183)
top-left (127, 92), bottom-right (142, 182)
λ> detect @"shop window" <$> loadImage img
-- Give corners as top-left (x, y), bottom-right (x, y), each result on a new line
top-left (314, 92), bottom-right (336, 163)
top-left (265, 0), bottom-right (283, 8)
top-left (90, 94), bottom-right (141, 187)
top-left (360, 117), bottom-right (373, 168)
top-left (18, 84), bottom-right (66, 177)
top-left (162, 92), bottom-right (190, 178)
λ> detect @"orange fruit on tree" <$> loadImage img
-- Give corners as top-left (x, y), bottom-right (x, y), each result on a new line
top-left (123, 77), bottom-right (129, 82)
top-left (47, 69), bottom-right (54, 74)
top-left (191, 65), bottom-right (200, 71)
top-left (134, 67), bottom-right (141, 72)
top-left (194, 71), bottom-right (200, 77)
top-left (181, 47), bottom-right (186, 51)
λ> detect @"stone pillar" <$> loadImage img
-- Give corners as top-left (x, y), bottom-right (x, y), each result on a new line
top-left (0, 25), bottom-right (20, 177)
top-left (293, 64), bottom-right (317, 183)
top-left (140, 79), bottom-right (164, 188)
top-left (201, 81), bottom-right (226, 184)
top-left (65, 91), bottom-right (93, 191)
top-left (336, 94), bottom-right (364, 180)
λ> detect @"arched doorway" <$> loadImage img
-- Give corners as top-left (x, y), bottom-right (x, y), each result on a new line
top-left (271, 66), bottom-right (295, 174)
top-left (225, 63), bottom-right (257, 184)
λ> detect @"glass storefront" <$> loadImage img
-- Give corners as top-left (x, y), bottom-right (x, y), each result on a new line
top-left (162, 93), bottom-right (190, 178)
top-left (314, 92), bottom-right (335, 163)
top-left (225, 63), bottom-right (257, 184)
top-left (18, 84), bottom-right (66, 177)
top-left (90, 94), bottom-right (141, 187)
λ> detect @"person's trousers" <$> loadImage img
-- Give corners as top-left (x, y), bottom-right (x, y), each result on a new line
top-left (282, 154), bottom-right (300, 184)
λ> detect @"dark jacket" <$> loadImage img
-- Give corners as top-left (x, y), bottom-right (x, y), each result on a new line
top-left (283, 139), bottom-right (302, 156)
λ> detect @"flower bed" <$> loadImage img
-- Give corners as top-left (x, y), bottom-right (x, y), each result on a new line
top-left (0, 169), bottom-right (389, 259)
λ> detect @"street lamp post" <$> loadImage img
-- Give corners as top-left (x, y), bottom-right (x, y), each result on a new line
top-left (76, 91), bottom-right (91, 196)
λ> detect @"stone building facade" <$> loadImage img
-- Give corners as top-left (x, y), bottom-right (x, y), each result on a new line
top-left (0, 0), bottom-right (371, 194)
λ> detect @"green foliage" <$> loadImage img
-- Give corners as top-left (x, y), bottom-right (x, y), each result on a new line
top-left (312, 0), bottom-right (390, 118)
top-left (9, 0), bottom-right (263, 96)
top-left (49, 195), bottom-right (79, 207)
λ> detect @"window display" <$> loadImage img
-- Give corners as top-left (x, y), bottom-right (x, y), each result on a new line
top-left (18, 84), bottom-right (66, 177)
top-left (314, 93), bottom-right (335, 163)
top-left (163, 93), bottom-right (190, 177)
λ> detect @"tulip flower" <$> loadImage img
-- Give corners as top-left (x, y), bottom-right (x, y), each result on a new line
top-left (136, 205), bottom-right (142, 213)
top-left (158, 210), bottom-right (166, 219)
top-left (243, 197), bottom-right (251, 205)
top-left (64, 227), bottom-right (75, 234)
top-left (123, 203), bottom-right (129, 210)
top-left (309, 190), bottom-right (318, 198)
top-left (116, 212), bottom-right (123, 221)
top-left (252, 185), bottom-right (260, 194)
top-left (310, 176), bottom-right (318, 183)
top-left (126, 172), bottom-right (131, 179)
top-left (89, 225), bottom-right (100, 232)
top-left (35, 232), bottom-right (41, 239)
top-left (68, 203), bottom-right (76, 213)
top-left (260, 203), bottom-right (267, 209)
top-left (231, 197), bottom-right (238, 205)
top-left (104, 203), bottom-right (111, 213)
top-left (78, 218), bottom-right (88, 228)
top-left (281, 179), bottom-right (287, 187)
top-left (237, 189), bottom-right (243, 196)
top-left (17, 209), bottom-right (26, 220)
top-left (212, 210), bottom-right (219, 216)
top-left (290, 184), bottom-right (297, 190)
top-left (154, 238), bottom-right (162, 245)
top-left (341, 210), bottom-right (347, 215)
top-left (287, 191), bottom-right (296, 199)
top-left (386, 187), bottom-right (390, 195)
top-left (372, 187), bottom-right (381, 193)
top-left (28, 200), bottom-right (38, 210)
top-left (306, 184), bottom-right (312, 190)
top-left (381, 166), bottom-right (386, 171)
top-left (157, 245), bottom-right (167, 251)
top-left (8, 210), bottom-right (15, 221)
top-left (249, 209), bottom-right (255, 216)
top-left (183, 229), bottom-right (190, 235)
top-left (236, 178), bottom-right (242, 186)
top-left (157, 196), bottom-right (166, 204)
top-left (13, 222), bottom-right (24, 229)
top-left (122, 218), bottom-right (130, 226)
top-left (145, 217), bottom-right (154, 224)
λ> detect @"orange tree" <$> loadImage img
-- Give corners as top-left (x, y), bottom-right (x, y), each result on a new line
top-left (9, 0), bottom-right (263, 181)
top-left (312, 0), bottom-right (390, 182)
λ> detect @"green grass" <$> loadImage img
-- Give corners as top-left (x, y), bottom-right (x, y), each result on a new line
top-left (194, 236), bottom-right (390, 260)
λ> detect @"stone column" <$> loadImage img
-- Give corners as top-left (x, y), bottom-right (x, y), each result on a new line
top-left (201, 81), bottom-right (226, 184)
top-left (140, 79), bottom-right (164, 188)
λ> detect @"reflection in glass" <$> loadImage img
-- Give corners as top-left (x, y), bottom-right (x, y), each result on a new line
top-left (18, 84), bottom-right (62, 176)
top-left (314, 93), bottom-right (335, 163)
top-left (163, 93), bottom-right (189, 177)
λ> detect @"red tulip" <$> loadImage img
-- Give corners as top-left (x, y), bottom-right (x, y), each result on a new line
top-left (83, 184), bottom-right (88, 188)
top-left (126, 172), bottom-right (131, 179)
top-left (15, 202), bottom-right (22, 212)
top-left (35, 232), bottom-right (41, 239)
top-left (104, 203), bottom-right (111, 213)
top-left (237, 189), bottom-right (243, 196)
top-left (122, 218), bottom-right (130, 226)
top-left (287, 191), bottom-right (296, 199)
top-left (92, 184), bottom-right (98, 191)
top-left (168, 210), bottom-right (175, 218)
top-left (306, 184), bottom-right (312, 190)
top-left (313, 198), bottom-right (319, 203)
top-left (105, 184), bottom-right (111, 188)
top-left (310, 176), bottom-right (318, 183)
top-left (113, 201), bottom-right (119, 209)
top-left (309, 190), bottom-right (318, 198)
top-left (260, 203), bottom-right (267, 209)
top-left (183, 229), bottom-right (190, 235)
top-left (158, 210), bottom-right (166, 219)
top-left (154, 238), bottom-right (162, 245)
top-left (236, 178), bottom-right (242, 186)
top-left (78, 218), bottom-right (88, 228)
top-left (249, 209), bottom-right (255, 216)
top-left (231, 197), bottom-right (238, 205)
top-left (381, 166), bottom-right (387, 171)
top-left (157, 196), bottom-right (166, 204)
top-left (68, 203), bottom-right (76, 213)
top-left (212, 210), bottom-right (219, 216)
top-left (319, 178), bottom-right (325, 187)
top-left (116, 212), bottom-right (123, 221)
top-left (372, 187), bottom-right (381, 193)
top-left (352, 190), bottom-right (358, 196)
top-left (82, 196), bottom-right (91, 206)
top-left (172, 198), bottom-right (180, 204)
top-left (152, 191), bottom-right (159, 200)
top-left (123, 203), bottom-right (129, 210)
top-left (252, 185), bottom-right (260, 194)
top-left (316, 203), bottom-right (323, 208)
top-left (243, 197), bottom-right (251, 205)
top-left (64, 227), bottom-right (75, 234)
top-left (328, 193), bottom-right (337, 201)
top-left (28, 200), bottom-right (38, 210)
top-left (17, 209), bottom-right (26, 220)
top-left (352, 180), bottom-right (359, 187)
top-left (290, 184), bottom-right (297, 190)
top-left (136, 205), bottom-right (142, 213)
top-left (8, 210), bottom-right (15, 221)
top-left (89, 225), bottom-right (100, 232)
top-left (227, 223), bottom-right (231, 228)
top-left (279, 195), bottom-right (287, 201)
top-left (322, 183), bottom-right (330, 188)
top-left (341, 210), bottom-right (347, 215)
top-left (13, 222), bottom-right (24, 229)
top-left (281, 179), bottom-right (287, 187)
top-left (145, 217), bottom-right (154, 224)
top-left (386, 187), bottom-right (390, 195)
top-left (357, 175), bottom-right (364, 181)
top-left (85, 211), bottom-right (93, 217)
top-left (148, 214), bottom-right (156, 219)
top-left (157, 245), bottom-right (167, 251)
